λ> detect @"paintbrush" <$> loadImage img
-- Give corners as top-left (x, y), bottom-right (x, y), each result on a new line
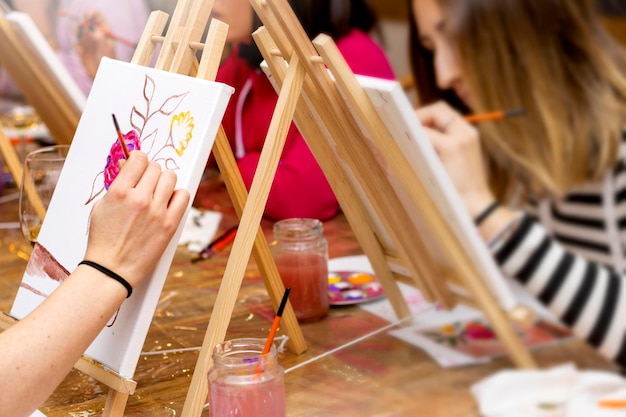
top-left (464, 108), bottom-right (524, 123)
top-left (598, 399), bottom-right (626, 409)
top-left (191, 225), bottom-right (238, 263)
top-left (262, 287), bottom-right (291, 355)
top-left (112, 114), bottom-right (130, 159)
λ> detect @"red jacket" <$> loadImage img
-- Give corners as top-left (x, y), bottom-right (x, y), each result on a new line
top-left (216, 29), bottom-right (395, 220)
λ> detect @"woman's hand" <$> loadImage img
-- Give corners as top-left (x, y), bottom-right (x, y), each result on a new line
top-left (84, 151), bottom-right (190, 289)
top-left (415, 101), bottom-right (494, 218)
top-left (74, 9), bottom-right (116, 79)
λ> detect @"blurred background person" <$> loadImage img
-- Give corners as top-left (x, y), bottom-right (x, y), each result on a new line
top-left (0, 0), bottom-right (151, 98)
top-left (410, 0), bottom-right (626, 367)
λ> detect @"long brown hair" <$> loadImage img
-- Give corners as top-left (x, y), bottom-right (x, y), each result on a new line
top-left (410, 0), bottom-right (626, 201)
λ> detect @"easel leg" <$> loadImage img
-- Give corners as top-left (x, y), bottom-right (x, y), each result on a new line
top-left (181, 54), bottom-right (306, 417)
top-left (0, 126), bottom-right (47, 221)
top-left (102, 390), bottom-right (129, 417)
top-left (193, 17), bottom-right (306, 356)
top-left (212, 128), bottom-right (307, 354)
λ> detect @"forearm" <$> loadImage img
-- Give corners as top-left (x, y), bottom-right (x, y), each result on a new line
top-left (0, 265), bottom-right (127, 417)
top-left (0, 151), bottom-right (188, 416)
top-left (492, 214), bottom-right (626, 367)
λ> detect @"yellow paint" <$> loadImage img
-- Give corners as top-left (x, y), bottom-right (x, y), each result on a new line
top-left (171, 111), bottom-right (196, 156)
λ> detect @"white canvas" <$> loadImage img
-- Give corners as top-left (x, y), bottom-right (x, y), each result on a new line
top-left (10, 58), bottom-right (234, 378)
top-left (347, 75), bottom-right (519, 312)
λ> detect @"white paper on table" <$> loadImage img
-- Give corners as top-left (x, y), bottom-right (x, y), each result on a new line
top-left (388, 305), bottom-right (489, 368)
top-left (472, 363), bottom-right (626, 417)
top-left (177, 208), bottom-right (222, 253)
top-left (329, 255), bottom-right (570, 368)
top-left (329, 256), bottom-right (485, 367)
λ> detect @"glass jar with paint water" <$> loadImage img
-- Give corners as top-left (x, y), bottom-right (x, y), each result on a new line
top-left (270, 218), bottom-right (329, 321)
top-left (208, 338), bottom-right (285, 417)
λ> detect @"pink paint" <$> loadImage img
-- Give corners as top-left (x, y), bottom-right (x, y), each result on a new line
top-left (274, 252), bottom-right (329, 321)
top-left (104, 130), bottom-right (141, 189)
top-left (22, 243), bottom-right (70, 298)
top-left (209, 375), bottom-right (286, 417)
top-left (208, 339), bottom-right (286, 417)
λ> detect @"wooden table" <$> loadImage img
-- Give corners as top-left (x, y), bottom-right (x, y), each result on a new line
top-left (0, 172), bottom-right (618, 417)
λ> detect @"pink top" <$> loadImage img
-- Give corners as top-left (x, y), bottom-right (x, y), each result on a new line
top-left (214, 29), bottom-right (395, 221)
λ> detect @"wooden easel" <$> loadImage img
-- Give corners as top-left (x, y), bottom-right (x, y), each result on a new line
top-left (181, 0), bottom-right (535, 413)
top-left (0, 9), bottom-right (85, 192)
top-left (248, 0), bottom-right (537, 368)
top-left (0, 126), bottom-right (24, 189)
top-left (130, 1), bottom-right (313, 414)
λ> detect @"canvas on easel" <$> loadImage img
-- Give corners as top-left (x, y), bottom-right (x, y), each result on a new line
top-left (9, 56), bottom-right (234, 375)
top-left (0, 10), bottom-right (86, 145)
top-left (246, 0), bottom-right (537, 369)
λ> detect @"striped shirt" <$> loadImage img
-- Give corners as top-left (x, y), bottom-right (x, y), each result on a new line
top-left (493, 135), bottom-right (626, 367)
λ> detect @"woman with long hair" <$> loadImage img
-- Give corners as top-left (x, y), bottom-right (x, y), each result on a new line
top-left (411, 0), bottom-right (626, 367)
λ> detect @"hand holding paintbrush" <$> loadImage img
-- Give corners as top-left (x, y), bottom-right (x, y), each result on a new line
top-left (60, 9), bottom-right (133, 79)
top-left (58, 10), bottom-right (135, 47)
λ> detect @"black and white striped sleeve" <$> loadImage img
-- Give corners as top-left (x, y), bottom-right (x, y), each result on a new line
top-left (493, 214), bottom-right (626, 367)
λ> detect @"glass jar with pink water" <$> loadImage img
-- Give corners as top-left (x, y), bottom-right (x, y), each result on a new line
top-left (270, 218), bottom-right (329, 321)
top-left (208, 338), bottom-right (285, 417)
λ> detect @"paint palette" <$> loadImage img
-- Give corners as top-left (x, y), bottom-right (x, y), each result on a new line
top-left (328, 270), bottom-right (385, 306)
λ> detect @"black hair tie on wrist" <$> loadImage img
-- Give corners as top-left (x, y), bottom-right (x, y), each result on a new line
top-left (78, 260), bottom-right (133, 298)
top-left (474, 201), bottom-right (500, 226)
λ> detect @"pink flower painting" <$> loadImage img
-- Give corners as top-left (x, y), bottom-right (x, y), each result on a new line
top-left (104, 130), bottom-right (142, 190)
top-left (85, 73), bottom-right (193, 205)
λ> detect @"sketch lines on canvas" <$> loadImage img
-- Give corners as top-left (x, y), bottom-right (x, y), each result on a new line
top-left (87, 74), bottom-right (194, 204)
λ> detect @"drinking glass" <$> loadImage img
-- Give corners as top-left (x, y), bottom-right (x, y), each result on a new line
top-left (0, 104), bottom-right (41, 161)
top-left (19, 145), bottom-right (69, 246)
